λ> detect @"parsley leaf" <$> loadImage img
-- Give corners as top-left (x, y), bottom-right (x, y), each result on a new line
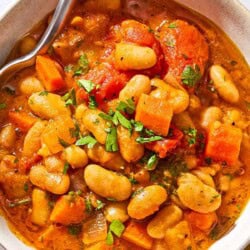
top-left (85, 197), bottom-right (93, 213)
top-left (62, 88), bottom-right (77, 106)
top-left (78, 54), bottom-right (89, 73)
top-left (0, 103), bottom-right (7, 110)
top-left (39, 91), bottom-right (48, 96)
top-left (113, 111), bottom-right (132, 131)
top-left (99, 112), bottom-right (113, 121)
top-left (23, 183), bottom-right (29, 192)
top-left (63, 162), bottom-right (70, 174)
top-left (183, 128), bottom-right (197, 145)
top-left (58, 138), bottom-right (70, 147)
top-left (109, 220), bottom-right (125, 237)
top-left (181, 64), bottom-right (201, 87)
top-left (68, 224), bottom-right (82, 235)
top-left (166, 156), bottom-right (189, 177)
top-left (96, 200), bottom-right (105, 210)
top-left (147, 154), bottom-right (158, 170)
top-left (75, 135), bottom-right (97, 148)
top-left (78, 79), bottom-right (95, 93)
top-left (106, 220), bottom-right (125, 245)
top-left (116, 98), bottom-right (135, 114)
top-left (89, 96), bottom-right (98, 109)
top-left (168, 23), bottom-right (177, 28)
top-left (131, 120), bottom-right (144, 132)
top-left (136, 135), bottom-right (162, 144)
top-left (106, 231), bottom-right (114, 245)
top-left (105, 127), bottom-right (118, 152)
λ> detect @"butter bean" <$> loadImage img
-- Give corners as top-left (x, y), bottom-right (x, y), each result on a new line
top-left (147, 205), bottom-right (183, 239)
top-left (84, 164), bottom-right (132, 201)
top-left (115, 43), bottom-right (157, 70)
top-left (210, 65), bottom-right (239, 103)
top-left (128, 185), bottom-right (167, 219)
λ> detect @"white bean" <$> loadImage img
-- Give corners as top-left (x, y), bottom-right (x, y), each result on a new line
top-left (115, 43), bottom-right (157, 70)
top-left (210, 65), bottom-right (239, 103)
top-left (177, 173), bottom-right (221, 213)
top-left (119, 75), bottom-right (151, 103)
top-left (30, 165), bottom-right (70, 195)
top-left (64, 145), bottom-right (88, 168)
top-left (200, 106), bottom-right (223, 129)
top-left (104, 202), bottom-right (129, 222)
top-left (28, 93), bottom-right (70, 119)
top-left (31, 188), bottom-right (51, 226)
top-left (0, 124), bottom-right (16, 149)
top-left (19, 76), bottom-right (44, 96)
top-left (147, 205), bottom-right (183, 239)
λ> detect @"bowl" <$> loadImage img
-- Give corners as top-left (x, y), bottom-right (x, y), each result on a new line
top-left (0, 0), bottom-right (249, 249)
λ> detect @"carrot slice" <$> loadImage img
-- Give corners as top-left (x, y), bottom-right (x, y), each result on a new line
top-left (36, 55), bottom-right (66, 92)
top-left (50, 195), bottom-right (86, 225)
top-left (122, 221), bottom-right (153, 250)
top-left (9, 111), bottom-right (37, 132)
top-left (205, 122), bottom-right (242, 165)
top-left (186, 211), bottom-right (218, 232)
top-left (135, 94), bottom-right (173, 136)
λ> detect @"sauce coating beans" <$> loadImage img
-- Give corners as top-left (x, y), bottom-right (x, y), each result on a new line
top-left (0, 0), bottom-right (249, 249)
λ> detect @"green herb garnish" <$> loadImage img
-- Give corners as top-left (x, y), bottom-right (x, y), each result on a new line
top-left (136, 135), bottom-right (162, 144)
top-left (89, 96), bottom-right (98, 109)
top-left (106, 220), bottom-right (125, 245)
top-left (63, 162), bottom-right (70, 174)
top-left (181, 64), bottom-right (201, 87)
top-left (77, 79), bottom-right (95, 93)
top-left (62, 88), bottom-right (77, 106)
top-left (116, 98), bottom-right (135, 114)
top-left (58, 138), bottom-right (70, 147)
top-left (75, 135), bottom-right (97, 148)
top-left (183, 128), bottom-right (197, 145)
top-left (68, 224), bottom-right (82, 235)
top-left (105, 127), bottom-right (118, 152)
top-left (96, 200), bottom-right (105, 210)
top-left (39, 91), bottom-right (48, 96)
top-left (168, 23), bottom-right (177, 28)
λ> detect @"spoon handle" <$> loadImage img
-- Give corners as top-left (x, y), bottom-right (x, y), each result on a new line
top-left (0, 0), bottom-right (76, 81)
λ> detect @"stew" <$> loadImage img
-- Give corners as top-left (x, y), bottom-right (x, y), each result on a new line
top-left (0, 0), bottom-right (249, 249)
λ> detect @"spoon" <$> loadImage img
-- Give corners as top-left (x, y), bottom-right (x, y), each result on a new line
top-left (0, 0), bottom-right (76, 81)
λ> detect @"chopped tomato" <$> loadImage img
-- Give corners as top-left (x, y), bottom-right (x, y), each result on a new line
top-left (145, 127), bottom-right (183, 158)
top-left (77, 63), bottom-right (130, 105)
top-left (159, 19), bottom-right (208, 84)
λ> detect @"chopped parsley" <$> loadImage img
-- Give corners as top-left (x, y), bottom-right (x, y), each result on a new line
top-left (146, 154), bottom-right (158, 170)
top-left (23, 183), bottom-right (29, 192)
top-left (58, 138), bottom-right (70, 147)
top-left (39, 90), bottom-right (48, 96)
top-left (165, 156), bottom-right (189, 177)
top-left (106, 220), bottom-right (125, 245)
top-left (89, 96), bottom-right (98, 109)
top-left (128, 177), bottom-right (138, 184)
top-left (85, 197), bottom-right (93, 213)
top-left (132, 188), bottom-right (144, 198)
top-left (131, 120), bottom-right (144, 132)
top-left (166, 38), bottom-right (176, 47)
top-left (181, 64), bottom-right (201, 87)
top-left (96, 200), bottom-right (105, 210)
top-left (99, 112), bottom-right (113, 121)
top-left (136, 135), bottom-right (162, 144)
top-left (183, 128), bottom-right (197, 145)
top-left (63, 162), bottom-right (70, 174)
top-left (0, 103), bottom-right (7, 110)
top-left (68, 224), bottom-right (82, 235)
top-left (116, 98), bottom-right (135, 114)
top-left (73, 54), bottom-right (89, 76)
top-left (168, 23), bottom-right (177, 28)
top-left (62, 88), bottom-right (77, 106)
top-left (75, 135), bottom-right (97, 148)
top-left (77, 79), bottom-right (95, 93)
top-left (113, 111), bottom-right (132, 131)
top-left (105, 127), bottom-right (118, 152)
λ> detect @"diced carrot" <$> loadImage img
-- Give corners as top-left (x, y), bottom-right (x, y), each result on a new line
top-left (50, 195), bottom-right (86, 225)
top-left (135, 94), bottom-right (173, 136)
top-left (36, 55), bottom-right (66, 92)
top-left (9, 111), bottom-right (38, 132)
top-left (186, 211), bottom-right (218, 232)
top-left (122, 221), bottom-right (153, 250)
top-left (205, 122), bottom-right (242, 165)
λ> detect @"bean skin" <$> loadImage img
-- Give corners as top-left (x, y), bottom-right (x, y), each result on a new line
top-left (127, 185), bottom-right (167, 219)
top-left (84, 164), bottom-right (132, 201)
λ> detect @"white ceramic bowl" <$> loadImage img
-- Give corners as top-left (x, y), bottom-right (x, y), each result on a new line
top-left (0, 1), bottom-right (249, 249)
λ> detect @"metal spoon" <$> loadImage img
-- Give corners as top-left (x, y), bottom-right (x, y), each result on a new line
top-left (0, 0), bottom-right (76, 81)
